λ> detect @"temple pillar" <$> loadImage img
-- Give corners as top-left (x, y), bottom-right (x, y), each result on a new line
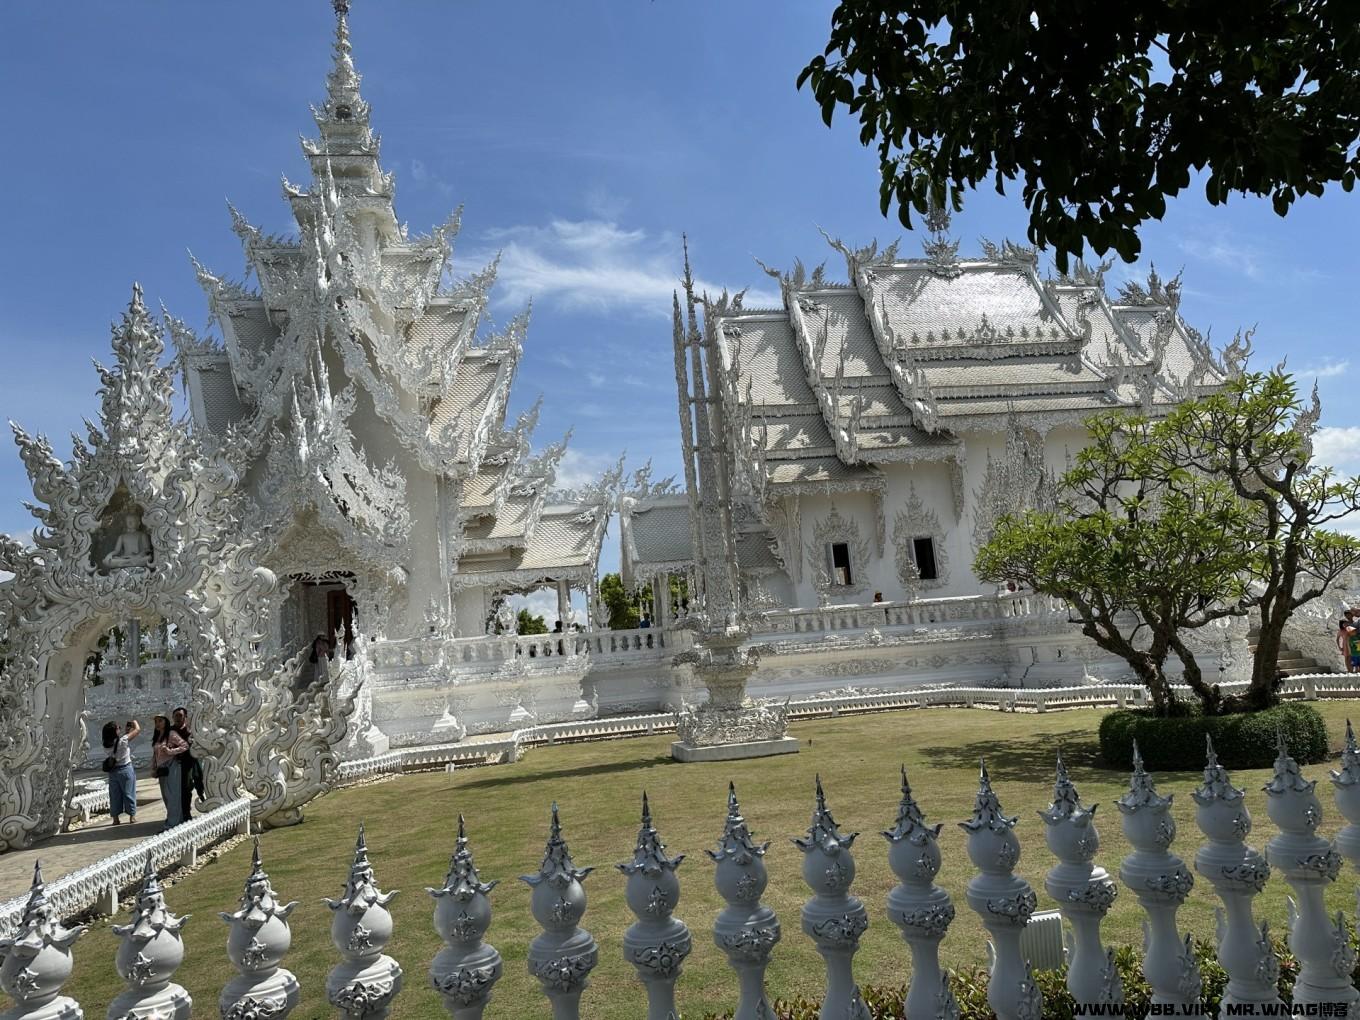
top-left (556, 579), bottom-right (570, 630)
top-left (655, 575), bottom-right (669, 629)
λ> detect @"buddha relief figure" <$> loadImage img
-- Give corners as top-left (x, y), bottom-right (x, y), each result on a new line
top-left (102, 510), bottom-right (154, 571)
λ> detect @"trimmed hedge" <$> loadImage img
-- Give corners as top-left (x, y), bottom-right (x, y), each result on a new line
top-left (701, 933), bottom-right (1327, 1019)
top-left (1098, 701), bottom-right (1329, 771)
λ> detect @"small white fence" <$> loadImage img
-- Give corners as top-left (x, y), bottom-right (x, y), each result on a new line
top-left (0, 797), bottom-right (250, 934)
top-left (3, 737), bottom-right (1359, 1019)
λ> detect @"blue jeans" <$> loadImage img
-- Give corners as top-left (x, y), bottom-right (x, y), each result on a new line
top-left (108, 762), bottom-right (136, 819)
top-left (158, 760), bottom-right (183, 829)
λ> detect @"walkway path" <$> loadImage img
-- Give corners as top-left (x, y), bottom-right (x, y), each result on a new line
top-left (0, 777), bottom-right (168, 901)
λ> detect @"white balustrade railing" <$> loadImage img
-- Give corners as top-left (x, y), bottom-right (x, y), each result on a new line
top-left (10, 738), bottom-right (1360, 1018)
top-left (0, 797), bottom-right (251, 936)
top-left (751, 592), bottom-right (1069, 637)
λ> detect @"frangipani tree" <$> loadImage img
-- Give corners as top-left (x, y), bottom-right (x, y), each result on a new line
top-left (979, 367), bottom-right (1360, 715)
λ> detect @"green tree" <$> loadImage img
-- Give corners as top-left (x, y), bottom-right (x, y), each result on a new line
top-left (798, 2), bottom-right (1360, 269)
top-left (516, 608), bottom-right (549, 636)
top-left (1158, 369), bottom-right (1360, 708)
top-left (976, 411), bottom-right (1259, 715)
top-left (598, 572), bottom-right (640, 630)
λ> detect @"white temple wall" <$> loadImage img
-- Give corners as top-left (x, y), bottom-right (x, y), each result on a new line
top-left (878, 462), bottom-right (978, 600)
top-left (792, 490), bottom-right (893, 607)
top-left (455, 586), bottom-right (489, 636)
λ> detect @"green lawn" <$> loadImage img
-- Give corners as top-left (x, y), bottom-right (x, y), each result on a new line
top-left (54, 703), bottom-right (1360, 1019)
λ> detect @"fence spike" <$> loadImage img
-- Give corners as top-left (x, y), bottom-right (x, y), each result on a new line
top-left (219, 837), bottom-right (301, 1020)
top-left (960, 759), bottom-right (1042, 1020)
top-left (708, 781), bottom-right (779, 1020)
top-left (1117, 741), bottom-right (1201, 1010)
top-left (794, 775), bottom-right (869, 1019)
top-left (324, 825), bottom-right (402, 1020)
top-left (0, 861), bottom-right (86, 1020)
top-left (520, 803), bottom-right (597, 1019)
top-left (1265, 732), bottom-right (1357, 1008)
top-left (885, 765), bottom-right (956, 1020)
top-left (108, 853), bottom-right (191, 1020)
top-left (429, 815), bottom-right (502, 1020)
top-left (1192, 741), bottom-right (1281, 1010)
top-left (618, 792), bottom-right (691, 1020)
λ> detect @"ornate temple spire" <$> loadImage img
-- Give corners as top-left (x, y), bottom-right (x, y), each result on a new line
top-left (302, 0), bottom-right (392, 203)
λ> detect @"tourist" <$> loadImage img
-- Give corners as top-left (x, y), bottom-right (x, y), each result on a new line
top-left (101, 718), bottom-right (140, 825)
top-left (305, 633), bottom-right (334, 686)
top-left (639, 614), bottom-right (651, 629)
top-left (171, 707), bottom-right (200, 821)
top-left (150, 715), bottom-right (189, 830)
top-left (1340, 610), bottom-right (1360, 674)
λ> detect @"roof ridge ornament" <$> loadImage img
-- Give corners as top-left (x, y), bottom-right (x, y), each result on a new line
top-left (921, 196), bottom-right (961, 279)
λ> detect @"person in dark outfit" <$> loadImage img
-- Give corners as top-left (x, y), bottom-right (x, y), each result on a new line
top-left (171, 705), bottom-right (198, 821)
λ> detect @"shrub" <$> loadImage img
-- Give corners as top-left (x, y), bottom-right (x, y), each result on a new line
top-left (698, 932), bottom-right (1332, 1019)
top-left (1098, 701), bottom-right (1329, 770)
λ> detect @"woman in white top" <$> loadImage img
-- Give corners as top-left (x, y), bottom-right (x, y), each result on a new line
top-left (101, 718), bottom-right (141, 825)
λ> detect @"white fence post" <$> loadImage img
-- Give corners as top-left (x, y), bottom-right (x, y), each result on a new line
top-left (794, 776), bottom-right (870, 1020)
top-left (617, 793), bottom-right (691, 1020)
top-left (1264, 733), bottom-right (1359, 1010)
top-left (709, 783), bottom-right (780, 1020)
top-left (1330, 719), bottom-right (1360, 876)
top-left (961, 761), bottom-right (1042, 1020)
top-left (219, 838), bottom-right (301, 1020)
top-left (324, 826), bottom-right (403, 1020)
top-left (0, 863), bottom-right (85, 1020)
top-left (429, 816), bottom-right (502, 1020)
top-left (1192, 736), bottom-right (1282, 1012)
top-left (1041, 753), bottom-right (1121, 1007)
top-left (1116, 741), bottom-right (1201, 1011)
top-left (108, 854), bottom-right (191, 1020)
top-left (884, 766), bottom-right (958, 1020)
top-left (521, 804), bottom-right (597, 1019)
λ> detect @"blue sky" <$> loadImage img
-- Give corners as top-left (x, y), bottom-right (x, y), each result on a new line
top-left (3, 1), bottom-right (1360, 560)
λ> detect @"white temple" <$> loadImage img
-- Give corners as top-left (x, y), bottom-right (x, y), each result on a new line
top-left (5, 2), bottom-right (1314, 798)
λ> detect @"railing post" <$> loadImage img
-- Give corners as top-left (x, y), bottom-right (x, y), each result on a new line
top-left (1116, 741), bottom-right (1201, 1011)
top-left (1330, 719), bottom-right (1360, 875)
top-left (1264, 732), bottom-right (1358, 1010)
top-left (109, 854), bottom-right (191, 1020)
top-left (521, 804), bottom-right (597, 1019)
top-left (220, 838), bottom-right (301, 1020)
top-left (884, 766), bottom-right (958, 1020)
top-left (429, 815), bottom-right (502, 1020)
top-left (1041, 753), bottom-right (1121, 1008)
top-left (960, 760), bottom-right (1042, 1020)
top-left (0, 862), bottom-right (85, 1020)
top-left (324, 825), bottom-right (403, 1020)
top-left (1192, 736), bottom-right (1282, 1013)
top-left (708, 782), bottom-right (780, 1020)
top-left (794, 776), bottom-right (869, 1020)
top-left (617, 793), bottom-right (691, 1020)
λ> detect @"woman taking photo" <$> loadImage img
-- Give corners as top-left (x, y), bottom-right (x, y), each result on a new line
top-left (101, 717), bottom-right (140, 825)
top-left (149, 715), bottom-right (188, 830)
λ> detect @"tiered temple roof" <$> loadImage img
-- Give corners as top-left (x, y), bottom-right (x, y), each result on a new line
top-left (623, 221), bottom-right (1234, 590)
top-left (176, 2), bottom-right (609, 611)
top-left (712, 223), bottom-right (1227, 505)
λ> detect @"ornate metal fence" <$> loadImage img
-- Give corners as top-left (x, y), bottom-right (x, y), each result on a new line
top-left (4, 734), bottom-right (1360, 1020)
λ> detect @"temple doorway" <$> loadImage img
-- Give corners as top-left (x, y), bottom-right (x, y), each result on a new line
top-left (282, 574), bottom-right (358, 661)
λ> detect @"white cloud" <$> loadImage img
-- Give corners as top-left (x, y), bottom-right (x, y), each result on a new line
top-left (1177, 234), bottom-right (1263, 280)
top-left (1314, 426), bottom-right (1360, 475)
top-left (552, 447), bottom-right (620, 492)
top-left (1301, 358), bottom-right (1349, 380)
top-left (469, 218), bottom-right (781, 316)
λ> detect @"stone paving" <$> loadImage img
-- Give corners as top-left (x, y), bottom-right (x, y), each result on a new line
top-left (0, 777), bottom-right (168, 901)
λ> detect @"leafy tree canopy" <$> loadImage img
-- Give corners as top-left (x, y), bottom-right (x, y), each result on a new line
top-left (799, 2), bottom-right (1360, 269)
top-left (598, 572), bottom-right (640, 631)
top-left (516, 608), bottom-right (549, 636)
top-left (977, 367), bottom-right (1360, 715)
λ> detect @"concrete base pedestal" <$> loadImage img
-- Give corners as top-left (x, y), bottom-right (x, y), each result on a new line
top-left (671, 736), bottom-right (802, 762)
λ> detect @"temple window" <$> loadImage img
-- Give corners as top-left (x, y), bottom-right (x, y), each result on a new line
top-left (828, 542), bottom-right (853, 586)
top-left (911, 537), bottom-right (939, 581)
